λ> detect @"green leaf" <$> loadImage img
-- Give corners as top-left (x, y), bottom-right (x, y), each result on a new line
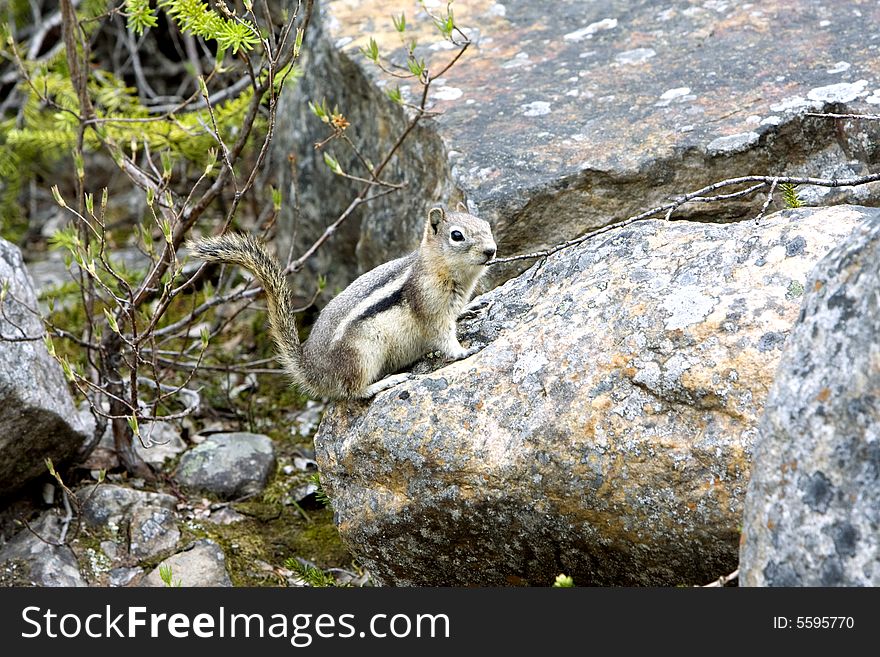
top-left (361, 37), bottom-right (379, 62)
top-left (125, 0), bottom-right (158, 36)
top-left (51, 185), bottom-right (66, 208)
top-left (322, 152), bottom-right (342, 175)
top-left (781, 182), bottom-right (802, 208)
top-left (392, 13), bottom-right (406, 33)
top-left (294, 27), bottom-right (304, 58)
top-left (103, 308), bottom-right (120, 334)
top-left (386, 85), bottom-right (403, 105)
top-left (552, 574), bottom-right (574, 587)
top-left (407, 57), bottom-right (426, 78)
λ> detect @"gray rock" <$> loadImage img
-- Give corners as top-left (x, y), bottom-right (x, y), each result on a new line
top-left (315, 205), bottom-right (872, 586)
top-left (0, 238), bottom-right (88, 496)
top-left (740, 217), bottom-right (880, 586)
top-left (109, 566), bottom-right (142, 587)
top-left (141, 539), bottom-right (232, 587)
top-left (274, 0), bottom-right (880, 293)
top-left (78, 484), bottom-right (177, 530)
top-left (129, 506), bottom-right (181, 560)
top-left (176, 432), bottom-right (276, 500)
top-left (0, 513), bottom-right (86, 587)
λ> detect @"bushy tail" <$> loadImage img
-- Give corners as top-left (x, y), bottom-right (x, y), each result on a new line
top-left (187, 234), bottom-right (306, 385)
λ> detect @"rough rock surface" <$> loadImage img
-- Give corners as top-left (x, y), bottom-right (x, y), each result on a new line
top-left (128, 506), bottom-right (181, 560)
top-left (740, 218), bottom-right (880, 586)
top-left (78, 484), bottom-right (177, 529)
top-left (175, 433), bottom-right (276, 499)
top-left (275, 0), bottom-right (880, 292)
top-left (78, 484), bottom-right (180, 561)
top-left (0, 238), bottom-right (88, 497)
top-left (0, 513), bottom-right (86, 586)
top-left (141, 539), bottom-right (233, 587)
top-left (315, 205), bottom-right (872, 586)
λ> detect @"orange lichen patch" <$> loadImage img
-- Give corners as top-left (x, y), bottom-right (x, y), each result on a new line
top-left (814, 279), bottom-right (824, 292)
top-left (590, 395), bottom-right (613, 412)
top-left (816, 387), bottom-right (831, 402)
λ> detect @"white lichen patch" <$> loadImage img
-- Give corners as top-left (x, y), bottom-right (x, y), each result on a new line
top-left (512, 350), bottom-right (549, 383)
top-left (502, 52), bottom-right (530, 69)
top-left (707, 131), bottom-right (760, 155)
top-left (522, 101), bottom-right (552, 116)
top-left (826, 61), bottom-right (851, 74)
top-left (661, 286), bottom-right (717, 330)
top-left (655, 87), bottom-right (693, 106)
top-left (615, 48), bottom-right (656, 65)
top-left (769, 96), bottom-right (816, 113)
top-left (866, 89), bottom-right (880, 105)
top-left (433, 86), bottom-right (463, 101)
top-left (563, 18), bottom-right (618, 42)
top-left (487, 3), bottom-right (506, 18)
top-left (806, 80), bottom-right (868, 104)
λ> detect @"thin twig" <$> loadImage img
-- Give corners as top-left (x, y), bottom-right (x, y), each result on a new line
top-left (489, 172), bottom-right (880, 265)
top-left (806, 112), bottom-right (880, 121)
top-left (754, 176), bottom-right (779, 223)
top-left (702, 569), bottom-right (739, 587)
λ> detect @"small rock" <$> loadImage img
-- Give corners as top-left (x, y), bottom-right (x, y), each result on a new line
top-left (109, 567), bottom-right (142, 587)
top-left (286, 482), bottom-right (318, 505)
top-left (78, 484), bottom-right (177, 529)
top-left (0, 513), bottom-right (86, 587)
top-left (176, 432), bottom-right (276, 500)
top-left (100, 540), bottom-right (118, 560)
top-left (204, 507), bottom-right (246, 525)
top-left (129, 506), bottom-right (180, 560)
top-left (141, 540), bottom-right (232, 587)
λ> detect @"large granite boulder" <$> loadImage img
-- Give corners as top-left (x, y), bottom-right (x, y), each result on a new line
top-left (315, 205), bottom-right (873, 586)
top-left (274, 0), bottom-right (880, 293)
top-left (740, 217), bottom-right (880, 586)
top-left (0, 238), bottom-right (88, 497)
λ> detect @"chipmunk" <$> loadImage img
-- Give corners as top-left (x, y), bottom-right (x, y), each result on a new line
top-left (188, 207), bottom-right (496, 399)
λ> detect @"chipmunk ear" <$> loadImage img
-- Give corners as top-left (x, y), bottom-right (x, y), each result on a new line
top-left (428, 207), bottom-right (445, 234)
top-left (455, 200), bottom-right (468, 212)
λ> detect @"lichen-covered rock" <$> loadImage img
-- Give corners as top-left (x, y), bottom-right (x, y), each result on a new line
top-left (0, 238), bottom-right (88, 497)
top-left (275, 0), bottom-right (880, 291)
top-left (141, 539), bottom-right (232, 587)
top-left (175, 433), bottom-right (276, 500)
top-left (315, 205), bottom-right (874, 586)
top-left (129, 506), bottom-right (181, 560)
top-left (0, 513), bottom-right (86, 587)
top-left (78, 484), bottom-right (177, 530)
top-left (75, 484), bottom-right (181, 565)
top-left (740, 217), bottom-right (880, 586)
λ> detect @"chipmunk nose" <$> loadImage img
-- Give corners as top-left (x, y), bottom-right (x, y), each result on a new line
top-left (483, 246), bottom-right (496, 260)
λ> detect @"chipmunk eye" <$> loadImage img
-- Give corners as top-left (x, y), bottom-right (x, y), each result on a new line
top-left (450, 230), bottom-right (464, 242)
